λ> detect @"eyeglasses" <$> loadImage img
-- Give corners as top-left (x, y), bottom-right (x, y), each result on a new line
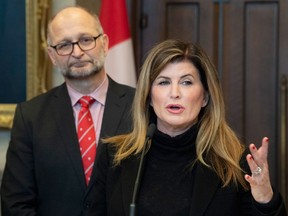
top-left (49, 34), bottom-right (103, 56)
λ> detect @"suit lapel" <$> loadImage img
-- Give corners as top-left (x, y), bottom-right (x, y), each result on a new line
top-left (190, 163), bottom-right (220, 216)
top-left (88, 78), bottom-right (133, 190)
top-left (99, 77), bottom-right (131, 139)
top-left (52, 84), bottom-right (87, 189)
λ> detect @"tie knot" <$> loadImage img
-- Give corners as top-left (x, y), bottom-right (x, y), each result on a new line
top-left (79, 96), bottom-right (95, 108)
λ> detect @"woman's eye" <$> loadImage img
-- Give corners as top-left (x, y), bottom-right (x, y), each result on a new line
top-left (158, 80), bottom-right (170, 85)
top-left (181, 80), bottom-right (192, 85)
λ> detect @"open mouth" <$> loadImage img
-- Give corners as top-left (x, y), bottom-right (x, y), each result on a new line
top-left (166, 104), bottom-right (184, 113)
top-left (168, 105), bottom-right (181, 110)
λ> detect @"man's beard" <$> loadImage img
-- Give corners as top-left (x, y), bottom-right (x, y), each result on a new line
top-left (61, 62), bottom-right (104, 80)
top-left (61, 53), bottom-right (105, 80)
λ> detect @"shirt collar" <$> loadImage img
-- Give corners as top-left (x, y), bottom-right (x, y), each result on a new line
top-left (66, 74), bottom-right (109, 107)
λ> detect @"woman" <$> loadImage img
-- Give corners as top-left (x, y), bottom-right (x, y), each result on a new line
top-left (93, 39), bottom-right (286, 215)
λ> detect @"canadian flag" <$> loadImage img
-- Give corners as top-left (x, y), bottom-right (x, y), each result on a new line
top-left (99, 0), bottom-right (137, 87)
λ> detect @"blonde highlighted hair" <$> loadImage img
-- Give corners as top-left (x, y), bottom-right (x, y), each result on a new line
top-left (103, 39), bottom-right (248, 189)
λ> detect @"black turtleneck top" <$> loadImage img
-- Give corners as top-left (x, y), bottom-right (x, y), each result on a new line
top-left (137, 125), bottom-right (198, 216)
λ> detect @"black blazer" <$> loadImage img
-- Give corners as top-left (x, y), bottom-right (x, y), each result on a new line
top-left (92, 142), bottom-right (286, 216)
top-left (1, 77), bottom-right (135, 216)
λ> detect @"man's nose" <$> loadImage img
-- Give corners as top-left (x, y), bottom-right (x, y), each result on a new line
top-left (71, 43), bottom-right (84, 57)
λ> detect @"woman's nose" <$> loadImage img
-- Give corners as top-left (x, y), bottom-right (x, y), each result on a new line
top-left (170, 84), bottom-right (181, 99)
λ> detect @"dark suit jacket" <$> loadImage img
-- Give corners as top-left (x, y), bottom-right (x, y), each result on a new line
top-left (0, 77), bottom-right (135, 216)
top-left (92, 142), bottom-right (287, 216)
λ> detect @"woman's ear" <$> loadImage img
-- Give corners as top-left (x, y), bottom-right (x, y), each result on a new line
top-left (202, 93), bottom-right (209, 107)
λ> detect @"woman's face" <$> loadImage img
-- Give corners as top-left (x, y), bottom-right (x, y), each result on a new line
top-left (151, 61), bottom-right (208, 137)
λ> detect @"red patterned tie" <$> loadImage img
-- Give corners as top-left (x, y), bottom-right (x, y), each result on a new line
top-left (78, 96), bottom-right (96, 185)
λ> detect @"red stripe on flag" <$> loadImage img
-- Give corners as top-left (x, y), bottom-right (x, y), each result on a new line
top-left (99, 0), bottom-right (131, 48)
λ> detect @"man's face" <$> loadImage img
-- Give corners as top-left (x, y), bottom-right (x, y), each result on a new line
top-left (47, 8), bottom-right (109, 80)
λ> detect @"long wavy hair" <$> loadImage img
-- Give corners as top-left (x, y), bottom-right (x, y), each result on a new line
top-left (103, 39), bottom-right (247, 189)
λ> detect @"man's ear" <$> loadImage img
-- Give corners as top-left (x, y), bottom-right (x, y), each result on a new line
top-left (47, 47), bottom-right (57, 66)
top-left (102, 34), bottom-right (109, 56)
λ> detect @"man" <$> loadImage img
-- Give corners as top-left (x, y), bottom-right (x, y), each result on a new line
top-left (1, 6), bottom-right (135, 216)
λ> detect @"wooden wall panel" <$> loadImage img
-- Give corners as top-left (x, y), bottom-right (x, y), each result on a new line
top-left (244, 2), bottom-right (279, 182)
top-left (278, 0), bottom-right (288, 203)
top-left (166, 3), bottom-right (199, 42)
top-left (244, 3), bottom-right (278, 141)
top-left (220, 1), bottom-right (245, 137)
top-left (139, 0), bottom-right (215, 65)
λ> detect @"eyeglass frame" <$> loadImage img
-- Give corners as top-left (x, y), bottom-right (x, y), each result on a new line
top-left (49, 33), bottom-right (103, 56)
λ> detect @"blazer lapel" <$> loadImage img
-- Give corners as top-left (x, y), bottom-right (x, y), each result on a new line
top-left (190, 163), bottom-right (221, 216)
top-left (52, 84), bottom-right (87, 189)
top-left (121, 157), bottom-right (220, 216)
